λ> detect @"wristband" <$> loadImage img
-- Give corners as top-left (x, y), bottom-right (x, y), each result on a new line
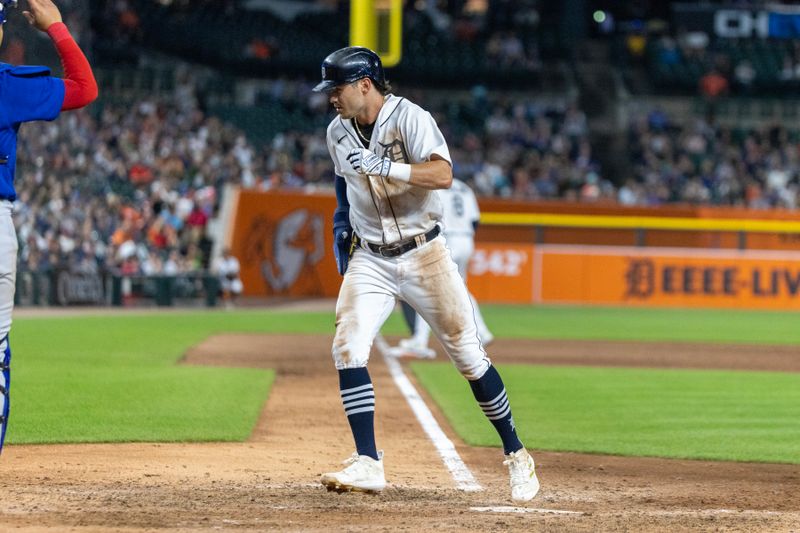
top-left (387, 162), bottom-right (411, 182)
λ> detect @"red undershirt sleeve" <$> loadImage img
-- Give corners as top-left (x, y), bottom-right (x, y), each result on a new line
top-left (46, 22), bottom-right (98, 110)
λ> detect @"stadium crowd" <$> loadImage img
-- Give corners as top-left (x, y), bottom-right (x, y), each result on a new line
top-left (444, 97), bottom-right (604, 201)
top-left (12, 67), bottom-right (800, 277)
top-left (626, 108), bottom-right (800, 208)
top-left (14, 90), bottom-right (243, 277)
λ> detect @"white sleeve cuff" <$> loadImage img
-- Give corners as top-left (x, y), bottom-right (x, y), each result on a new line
top-left (387, 162), bottom-right (412, 182)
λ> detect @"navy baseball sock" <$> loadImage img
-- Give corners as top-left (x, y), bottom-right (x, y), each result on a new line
top-left (338, 367), bottom-right (379, 460)
top-left (469, 365), bottom-right (523, 455)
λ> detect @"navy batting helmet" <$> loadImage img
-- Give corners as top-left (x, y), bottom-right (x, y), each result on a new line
top-left (0, 0), bottom-right (18, 25)
top-left (313, 46), bottom-right (387, 93)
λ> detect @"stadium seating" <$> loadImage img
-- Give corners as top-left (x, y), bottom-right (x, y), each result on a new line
top-left (100, 0), bottom-right (544, 88)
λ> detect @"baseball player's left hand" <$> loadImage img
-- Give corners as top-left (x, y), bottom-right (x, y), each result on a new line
top-left (333, 207), bottom-right (353, 275)
top-left (347, 148), bottom-right (391, 178)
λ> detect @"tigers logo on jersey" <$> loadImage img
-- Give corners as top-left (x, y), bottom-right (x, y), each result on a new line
top-left (379, 139), bottom-right (409, 163)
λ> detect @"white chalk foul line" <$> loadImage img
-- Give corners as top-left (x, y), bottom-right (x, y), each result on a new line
top-left (373, 334), bottom-right (392, 356)
top-left (471, 506), bottom-right (583, 515)
top-left (381, 348), bottom-right (483, 492)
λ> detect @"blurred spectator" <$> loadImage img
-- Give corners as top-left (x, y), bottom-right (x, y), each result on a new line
top-left (678, 28), bottom-right (709, 60)
top-left (563, 104), bottom-right (588, 138)
top-left (626, 31), bottom-right (647, 62)
top-left (656, 36), bottom-right (680, 66)
top-left (699, 68), bottom-right (729, 99)
top-left (244, 37), bottom-right (279, 61)
top-left (779, 55), bottom-right (796, 82)
top-left (733, 60), bottom-right (756, 94)
top-left (486, 30), bottom-right (540, 71)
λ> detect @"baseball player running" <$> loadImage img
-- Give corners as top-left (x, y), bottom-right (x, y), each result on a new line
top-left (0, 0), bottom-right (98, 454)
top-left (315, 46), bottom-right (539, 502)
top-left (395, 178), bottom-right (493, 359)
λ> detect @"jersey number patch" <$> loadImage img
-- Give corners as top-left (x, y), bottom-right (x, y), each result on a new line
top-left (451, 195), bottom-right (465, 217)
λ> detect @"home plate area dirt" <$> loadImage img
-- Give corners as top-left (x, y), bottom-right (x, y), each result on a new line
top-left (1, 334), bottom-right (799, 532)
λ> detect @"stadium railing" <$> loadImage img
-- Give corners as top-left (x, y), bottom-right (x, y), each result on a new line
top-left (15, 270), bottom-right (220, 308)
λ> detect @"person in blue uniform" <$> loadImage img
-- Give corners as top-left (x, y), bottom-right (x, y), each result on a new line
top-left (0, 0), bottom-right (98, 454)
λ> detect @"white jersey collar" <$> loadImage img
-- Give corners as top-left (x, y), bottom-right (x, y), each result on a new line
top-left (375, 94), bottom-right (404, 128)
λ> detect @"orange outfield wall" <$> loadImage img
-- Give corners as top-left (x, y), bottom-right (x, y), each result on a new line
top-left (230, 190), bottom-right (800, 309)
top-left (463, 243), bottom-right (535, 303)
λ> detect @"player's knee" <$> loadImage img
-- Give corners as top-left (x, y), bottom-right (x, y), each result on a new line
top-left (331, 328), bottom-right (370, 369)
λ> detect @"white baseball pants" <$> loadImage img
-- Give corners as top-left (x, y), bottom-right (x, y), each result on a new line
top-left (0, 201), bottom-right (16, 341)
top-left (411, 234), bottom-right (491, 347)
top-left (0, 200), bottom-right (17, 451)
top-left (332, 235), bottom-right (490, 380)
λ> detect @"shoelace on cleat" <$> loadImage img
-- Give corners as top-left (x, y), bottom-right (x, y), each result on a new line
top-left (504, 454), bottom-right (535, 484)
top-left (342, 452), bottom-right (360, 466)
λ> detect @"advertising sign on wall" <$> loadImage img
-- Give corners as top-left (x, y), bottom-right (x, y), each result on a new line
top-left (467, 243), bottom-right (535, 303)
top-left (466, 242), bottom-right (800, 309)
top-left (673, 3), bottom-right (800, 39)
top-left (232, 191), bottom-right (340, 297)
top-left (537, 246), bottom-right (800, 309)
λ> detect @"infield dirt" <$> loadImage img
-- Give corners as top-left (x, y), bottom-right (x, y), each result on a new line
top-left (1, 333), bottom-right (799, 532)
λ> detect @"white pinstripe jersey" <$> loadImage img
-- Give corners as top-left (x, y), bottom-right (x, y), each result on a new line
top-left (325, 94), bottom-right (452, 244)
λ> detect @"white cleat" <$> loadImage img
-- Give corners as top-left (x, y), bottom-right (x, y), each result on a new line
top-left (383, 346), bottom-right (408, 358)
top-left (504, 448), bottom-right (540, 502)
top-left (397, 339), bottom-right (436, 359)
top-left (321, 451), bottom-right (386, 493)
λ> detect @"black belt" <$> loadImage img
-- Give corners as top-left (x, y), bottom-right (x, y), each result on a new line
top-left (356, 225), bottom-right (440, 258)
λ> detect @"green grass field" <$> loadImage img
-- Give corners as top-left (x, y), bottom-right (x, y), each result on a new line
top-left (8, 311), bottom-right (326, 444)
top-left (482, 304), bottom-right (800, 344)
top-left (7, 305), bottom-right (800, 464)
top-left (412, 363), bottom-right (800, 464)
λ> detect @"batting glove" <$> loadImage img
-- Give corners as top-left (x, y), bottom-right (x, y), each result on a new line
top-left (347, 148), bottom-right (391, 178)
top-left (333, 207), bottom-right (353, 275)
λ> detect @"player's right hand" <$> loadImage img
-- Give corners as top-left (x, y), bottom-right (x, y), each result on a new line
top-left (333, 207), bottom-right (353, 275)
top-left (347, 148), bottom-right (391, 178)
top-left (23, 0), bottom-right (62, 32)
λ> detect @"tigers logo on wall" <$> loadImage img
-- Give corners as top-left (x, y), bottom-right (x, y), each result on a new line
top-left (624, 259), bottom-right (656, 298)
top-left (243, 209), bottom-right (325, 295)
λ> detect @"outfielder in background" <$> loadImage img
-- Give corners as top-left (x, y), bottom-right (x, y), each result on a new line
top-left (315, 46), bottom-right (539, 502)
top-left (394, 178), bottom-right (493, 359)
top-left (0, 0), bottom-right (98, 454)
top-left (213, 248), bottom-right (243, 309)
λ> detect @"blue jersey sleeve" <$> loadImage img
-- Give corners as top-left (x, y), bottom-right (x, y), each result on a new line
top-left (2, 74), bottom-right (65, 126)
